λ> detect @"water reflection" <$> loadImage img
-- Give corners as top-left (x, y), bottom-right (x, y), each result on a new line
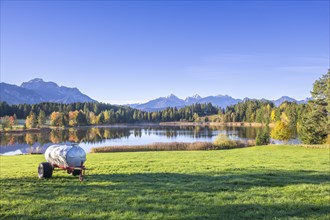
top-left (0, 125), bottom-right (271, 155)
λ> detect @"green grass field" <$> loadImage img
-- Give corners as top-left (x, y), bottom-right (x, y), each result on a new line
top-left (1, 145), bottom-right (329, 219)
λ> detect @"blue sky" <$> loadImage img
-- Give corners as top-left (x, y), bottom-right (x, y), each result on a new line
top-left (1, 1), bottom-right (329, 104)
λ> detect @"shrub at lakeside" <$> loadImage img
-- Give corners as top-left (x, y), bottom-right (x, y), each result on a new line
top-left (91, 142), bottom-right (215, 153)
top-left (256, 128), bottom-right (270, 146)
top-left (91, 139), bottom-right (255, 153)
top-left (213, 134), bottom-right (239, 149)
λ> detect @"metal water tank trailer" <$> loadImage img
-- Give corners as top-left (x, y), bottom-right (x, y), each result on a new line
top-left (38, 144), bottom-right (87, 181)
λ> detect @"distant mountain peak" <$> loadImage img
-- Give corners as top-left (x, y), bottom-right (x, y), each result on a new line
top-left (166, 94), bottom-right (179, 99)
top-left (190, 94), bottom-right (202, 99)
top-left (28, 78), bottom-right (44, 83)
top-left (131, 94), bottom-right (241, 111)
top-left (128, 93), bottom-right (310, 112)
top-left (243, 97), bottom-right (250, 101)
top-left (272, 96), bottom-right (310, 106)
top-left (185, 94), bottom-right (202, 103)
top-left (278, 96), bottom-right (292, 99)
top-left (216, 94), bottom-right (230, 98)
top-left (21, 78), bottom-right (59, 88)
top-left (1, 78), bottom-right (96, 104)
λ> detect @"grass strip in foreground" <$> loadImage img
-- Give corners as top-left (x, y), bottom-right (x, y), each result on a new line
top-left (1, 145), bottom-right (329, 219)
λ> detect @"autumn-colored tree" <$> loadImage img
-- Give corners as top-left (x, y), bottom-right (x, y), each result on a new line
top-left (25, 112), bottom-right (37, 129)
top-left (9, 115), bottom-right (16, 128)
top-left (89, 112), bottom-right (99, 125)
top-left (270, 121), bottom-right (292, 141)
top-left (0, 116), bottom-right (16, 129)
top-left (270, 110), bottom-right (276, 122)
top-left (193, 113), bottom-right (199, 122)
top-left (68, 110), bottom-right (79, 126)
top-left (50, 112), bottom-right (60, 126)
top-left (50, 112), bottom-right (68, 127)
top-left (103, 110), bottom-right (111, 123)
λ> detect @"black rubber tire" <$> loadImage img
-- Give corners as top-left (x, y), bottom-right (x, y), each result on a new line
top-left (72, 169), bottom-right (81, 176)
top-left (38, 162), bottom-right (53, 179)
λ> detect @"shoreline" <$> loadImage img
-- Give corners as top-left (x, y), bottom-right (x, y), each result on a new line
top-left (1, 143), bottom-right (328, 157)
top-left (160, 121), bottom-right (275, 127)
top-left (0, 121), bottom-right (274, 135)
top-left (0, 127), bottom-right (52, 135)
top-left (0, 123), bottom-right (161, 134)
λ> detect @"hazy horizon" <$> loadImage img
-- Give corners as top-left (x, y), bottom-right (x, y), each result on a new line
top-left (1, 1), bottom-right (329, 104)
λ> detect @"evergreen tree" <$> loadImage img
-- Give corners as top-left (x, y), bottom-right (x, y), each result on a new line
top-left (37, 110), bottom-right (46, 127)
top-left (299, 70), bottom-right (329, 144)
top-left (256, 127), bottom-right (270, 146)
top-left (76, 111), bottom-right (87, 126)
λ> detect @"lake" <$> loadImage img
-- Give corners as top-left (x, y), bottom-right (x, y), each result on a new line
top-left (0, 124), bottom-right (299, 155)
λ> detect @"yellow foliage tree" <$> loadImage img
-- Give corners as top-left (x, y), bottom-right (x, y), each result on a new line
top-left (103, 111), bottom-right (110, 123)
top-left (280, 112), bottom-right (290, 124)
top-left (270, 110), bottom-right (276, 122)
top-left (50, 112), bottom-right (67, 127)
top-left (89, 112), bottom-right (99, 125)
top-left (270, 121), bottom-right (292, 141)
top-left (25, 112), bottom-right (37, 129)
top-left (68, 110), bottom-right (79, 126)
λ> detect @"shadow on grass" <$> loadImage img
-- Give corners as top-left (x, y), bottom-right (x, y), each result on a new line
top-left (1, 170), bottom-right (329, 219)
top-left (88, 170), bottom-right (329, 188)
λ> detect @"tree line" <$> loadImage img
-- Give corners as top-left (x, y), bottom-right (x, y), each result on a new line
top-left (0, 102), bottom-right (219, 127)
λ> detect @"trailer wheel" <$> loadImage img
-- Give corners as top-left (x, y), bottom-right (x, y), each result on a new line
top-left (79, 173), bottom-right (84, 181)
top-left (38, 162), bottom-right (53, 179)
top-left (72, 170), bottom-right (81, 176)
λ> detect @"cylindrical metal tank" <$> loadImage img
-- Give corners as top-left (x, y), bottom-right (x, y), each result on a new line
top-left (45, 144), bottom-right (86, 167)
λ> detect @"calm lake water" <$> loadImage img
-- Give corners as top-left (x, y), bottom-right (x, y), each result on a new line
top-left (0, 124), bottom-right (299, 155)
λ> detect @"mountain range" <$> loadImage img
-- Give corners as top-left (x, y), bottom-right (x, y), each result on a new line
top-left (0, 78), bottom-right (309, 109)
top-left (129, 94), bottom-right (310, 111)
top-left (0, 78), bottom-right (95, 104)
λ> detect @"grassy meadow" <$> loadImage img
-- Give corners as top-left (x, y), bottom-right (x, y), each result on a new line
top-left (0, 145), bottom-right (329, 219)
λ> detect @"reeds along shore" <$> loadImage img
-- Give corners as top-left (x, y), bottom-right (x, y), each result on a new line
top-left (90, 140), bottom-right (256, 153)
top-left (90, 142), bottom-right (329, 153)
